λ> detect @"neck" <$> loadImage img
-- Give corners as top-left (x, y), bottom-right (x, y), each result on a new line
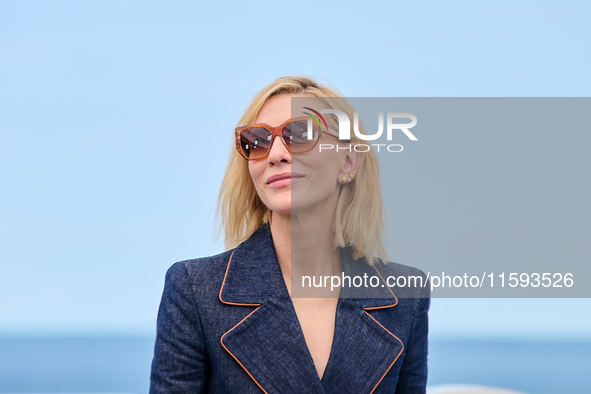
top-left (270, 205), bottom-right (342, 297)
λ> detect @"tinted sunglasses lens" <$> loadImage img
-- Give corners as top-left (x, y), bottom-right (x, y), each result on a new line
top-left (283, 119), bottom-right (319, 153)
top-left (240, 127), bottom-right (272, 160)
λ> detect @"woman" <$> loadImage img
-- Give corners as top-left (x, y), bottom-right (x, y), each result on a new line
top-left (150, 76), bottom-right (429, 393)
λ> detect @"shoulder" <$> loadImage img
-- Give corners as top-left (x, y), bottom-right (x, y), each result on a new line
top-left (374, 260), bottom-right (427, 279)
top-left (169, 249), bottom-right (234, 278)
top-left (163, 249), bottom-right (235, 300)
top-left (373, 260), bottom-right (431, 301)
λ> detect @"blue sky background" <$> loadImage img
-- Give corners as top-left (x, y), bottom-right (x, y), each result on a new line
top-left (1, 0), bottom-right (590, 338)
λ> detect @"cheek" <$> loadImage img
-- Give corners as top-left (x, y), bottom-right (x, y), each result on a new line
top-left (310, 151), bottom-right (345, 181)
top-left (248, 161), bottom-right (259, 177)
top-left (248, 161), bottom-right (265, 187)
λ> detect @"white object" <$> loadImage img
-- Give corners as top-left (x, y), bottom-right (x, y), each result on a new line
top-left (427, 384), bottom-right (529, 394)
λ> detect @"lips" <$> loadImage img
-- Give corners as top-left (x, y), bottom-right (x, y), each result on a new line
top-left (266, 172), bottom-right (304, 187)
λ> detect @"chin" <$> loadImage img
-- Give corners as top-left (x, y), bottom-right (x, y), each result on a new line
top-left (270, 206), bottom-right (292, 216)
top-left (267, 198), bottom-right (292, 216)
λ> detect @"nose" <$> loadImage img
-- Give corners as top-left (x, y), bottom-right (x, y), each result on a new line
top-left (267, 135), bottom-right (291, 165)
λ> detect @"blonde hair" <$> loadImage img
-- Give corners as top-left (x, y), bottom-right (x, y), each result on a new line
top-left (217, 76), bottom-right (387, 265)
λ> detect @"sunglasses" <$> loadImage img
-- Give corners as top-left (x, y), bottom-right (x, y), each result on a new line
top-left (235, 117), bottom-right (340, 161)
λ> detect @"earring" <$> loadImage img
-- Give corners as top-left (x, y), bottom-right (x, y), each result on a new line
top-left (349, 173), bottom-right (356, 179)
top-left (341, 176), bottom-right (348, 184)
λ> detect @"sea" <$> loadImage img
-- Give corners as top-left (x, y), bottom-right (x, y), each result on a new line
top-left (0, 336), bottom-right (589, 393)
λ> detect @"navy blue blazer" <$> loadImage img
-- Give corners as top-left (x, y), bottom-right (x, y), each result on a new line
top-left (150, 224), bottom-right (429, 393)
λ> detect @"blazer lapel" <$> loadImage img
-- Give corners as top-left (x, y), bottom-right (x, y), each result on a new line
top-left (320, 297), bottom-right (404, 394)
top-left (221, 288), bottom-right (327, 394)
top-left (219, 225), bottom-right (404, 394)
top-left (320, 250), bottom-right (405, 394)
top-left (219, 225), bottom-right (325, 393)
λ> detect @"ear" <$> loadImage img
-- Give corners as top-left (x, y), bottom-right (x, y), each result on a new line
top-left (338, 147), bottom-right (363, 184)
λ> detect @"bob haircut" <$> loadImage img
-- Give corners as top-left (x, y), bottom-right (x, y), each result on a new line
top-left (217, 76), bottom-right (387, 265)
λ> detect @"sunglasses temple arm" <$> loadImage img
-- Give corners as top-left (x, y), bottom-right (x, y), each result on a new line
top-left (321, 130), bottom-right (349, 142)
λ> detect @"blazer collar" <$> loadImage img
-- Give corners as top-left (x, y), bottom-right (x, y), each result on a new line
top-left (219, 225), bottom-right (405, 394)
top-left (219, 224), bottom-right (397, 308)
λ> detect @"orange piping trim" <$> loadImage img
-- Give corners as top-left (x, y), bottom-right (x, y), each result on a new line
top-left (218, 250), bottom-right (262, 307)
top-left (220, 307), bottom-right (268, 394)
top-left (219, 249), bottom-right (402, 393)
top-left (362, 310), bottom-right (405, 394)
top-left (362, 266), bottom-right (398, 310)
